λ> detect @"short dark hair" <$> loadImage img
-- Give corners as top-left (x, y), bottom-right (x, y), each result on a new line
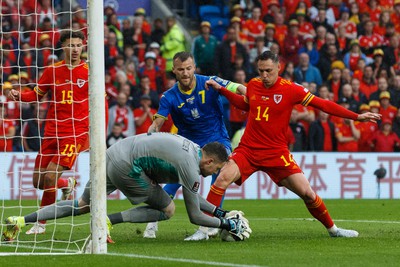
top-left (202, 142), bottom-right (228, 163)
top-left (173, 51), bottom-right (194, 63)
top-left (60, 30), bottom-right (85, 43)
top-left (256, 50), bottom-right (279, 63)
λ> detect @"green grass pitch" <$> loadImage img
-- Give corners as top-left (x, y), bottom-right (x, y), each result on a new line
top-left (0, 199), bottom-right (399, 267)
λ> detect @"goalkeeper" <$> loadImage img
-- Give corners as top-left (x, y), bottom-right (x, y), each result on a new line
top-left (3, 133), bottom-right (251, 242)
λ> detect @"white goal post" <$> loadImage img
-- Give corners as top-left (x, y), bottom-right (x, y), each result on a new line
top-left (0, 0), bottom-right (107, 255)
top-left (87, 0), bottom-right (107, 254)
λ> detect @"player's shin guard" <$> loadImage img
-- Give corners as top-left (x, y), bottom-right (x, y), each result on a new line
top-left (207, 185), bottom-right (226, 207)
top-left (305, 195), bottom-right (334, 229)
top-left (163, 183), bottom-right (182, 199)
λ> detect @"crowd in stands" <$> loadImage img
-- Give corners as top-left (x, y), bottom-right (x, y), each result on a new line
top-left (1, 0), bottom-right (400, 153)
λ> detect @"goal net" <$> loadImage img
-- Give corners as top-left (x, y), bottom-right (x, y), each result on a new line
top-left (0, 0), bottom-right (106, 254)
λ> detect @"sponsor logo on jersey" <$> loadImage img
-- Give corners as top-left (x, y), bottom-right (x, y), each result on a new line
top-left (77, 79), bottom-right (86, 88)
top-left (192, 181), bottom-right (200, 193)
top-left (274, 94), bottom-right (282, 104)
top-left (178, 102), bottom-right (185, 108)
top-left (261, 96), bottom-right (269, 101)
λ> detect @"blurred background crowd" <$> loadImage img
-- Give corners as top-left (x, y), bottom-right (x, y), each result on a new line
top-left (1, 0), bottom-right (400, 153)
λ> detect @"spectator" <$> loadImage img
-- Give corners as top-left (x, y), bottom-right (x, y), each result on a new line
top-left (389, 75), bottom-right (400, 107)
top-left (391, 1), bottom-right (400, 34)
top-left (314, 25), bottom-right (327, 51)
top-left (392, 108), bottom-right (400, 140)
top-left (133, 94), bottom-right (157, 135)
top-left (105, 72), bottom-right (118, 107)
top-left (107, 13), bottom-right (124, 51)
top-left (370, 77), bottom-right (390, 101)
top-left (334, 98), bottom-right (360, 152)
top-left (160, 16), bottom-right (186, 74)
top-left (263, 23), bottom-right (277, 49)
top-left (192, 21), bottom-right (218, 76)
top-left (229, 69), bottom-right (248, 138)
top-left (108, 54), bottom-right (125, 82)
top-left (294, 53), bottom-right (323, 86)
top-left (105, 31), bottom-right (122, 69)
top-left (150, 18), bottom-right (165, 45)
top-left (273, 12), bottom-right (288, 50)
top-left (383, 35), bottom-right (400, 76)
top-left (348, 2), bottom-right (361, 25)
top-left (341, 83), bottom-right (360, 112)
top-left (249, 36), bottom-right (269, 70)
top-left (262, 0), bottom-right (281, 24)
top-left (358, 20), bottom-right (383, 57)
top-left (369, 119), bottom-right (400, 152)
top-left (333, 6), bottom-right (357, 40)
top-left (131, 16), bottom-right (150, 63)
top-left (283, 19), bottom-right (301, 65)
top-left (243, 6), bottom-right (266, 48)
top-left (308, 110), bottom-right (337, 151)
top-left (370, 49), bottom-right (390, 78)
top-left (281, 61), bottom-right (295, 81)
top-left (378, 91), bottom-right (398, 123)
top-left (351, 78), bottom-right (368, 105)
top-left (374, 10), bottom-right (391, 38)
top-left (298, 34), bottom-right (319, 66)
top-left (317, 84), bottom-right (334, 101)
top-left (343, 39), bottom-right (367, 72)
top-left (148, 42), bottom-right (166, 72)
top-left (289, 109), bottom-right (308, 151)
top-left (125, 59), bottom-right (139, 87)
top-left (131, 75), bottom-right (160, 110)
top-left (327, 61), bottom-right (345, 102)
top-left (22, 103), bottom-right (47, 152)
top-left (359, 65), bottom-right (377, 99)
top-left (108, 92), bottom-right (136, 137)
top-left (366, 0), bottom-right (381, 24)
top-left (312, 8), bottom-right (334, 34)
top-left (215, 26), bottom-right (249, 80)
top-left (357, 104), bottom-right (378, 152)
top-left (229, 16), bottom-right (249, 50)
top-left (0, 103), bottom-right (16, 152)
top-left (134, 7), bottom-right (152, 35)
top-left (369, 100), bottom-right (381, 115)
top-left (318, 43), bottom-right (341, 81)
top-left (138, 51), bottom-right (164, 94)
top-left (295, 8), bottom-right (316, 39)
top-left (106, 122), bottom-right (126, 148)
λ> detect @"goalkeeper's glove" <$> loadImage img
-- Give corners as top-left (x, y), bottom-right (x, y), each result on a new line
top-left (220, 214), bottom-right (252, 241)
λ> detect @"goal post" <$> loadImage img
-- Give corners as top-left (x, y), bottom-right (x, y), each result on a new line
top-left (0, 0), bottom-right (107, 255)
top-left (87, 0), bottom-right (107, 254)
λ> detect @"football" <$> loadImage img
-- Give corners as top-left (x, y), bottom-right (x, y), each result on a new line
top-left (220, 229), bottom-right (243, 242)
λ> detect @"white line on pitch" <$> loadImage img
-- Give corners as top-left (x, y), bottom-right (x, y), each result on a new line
top-left (251, 218), bottom-right (400, 224)
top-left (107, 252), bottom-right (268, 267)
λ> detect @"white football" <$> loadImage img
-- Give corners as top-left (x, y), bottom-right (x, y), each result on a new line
top-left (220, 229), bottom-right (242, 242)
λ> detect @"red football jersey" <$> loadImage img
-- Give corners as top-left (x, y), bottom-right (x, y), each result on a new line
top-left (240, 77), bottom-right (312, 155)
top-left (35, 60), bottom-right (89, 137)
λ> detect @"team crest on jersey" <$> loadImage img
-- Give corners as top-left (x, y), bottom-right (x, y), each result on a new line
top-left (192, 181), bottom-right (200, 193)
top-left (186, 96), bottom-right (195, 104)
top-left (191, 108), bottom-right (200, 119)
top-left (274, 94), bottom-right (282, 104)
top-left (77, 79), bottom-right (86, 88)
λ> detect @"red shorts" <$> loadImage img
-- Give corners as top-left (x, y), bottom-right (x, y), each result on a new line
top-left (35, 133), bottom-right (88, 169)
top-left (230, 145), bottom-right (302, 186)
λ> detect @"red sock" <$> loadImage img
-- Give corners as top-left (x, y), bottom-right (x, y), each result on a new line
top-left (305, 195), bottom-right (334, 229)
top-left (57, 178), bottom-right (68, 189)
top-left (39, 186), bottom-right (57, 224)
top-left (207, 185), bottom-right (226, 207)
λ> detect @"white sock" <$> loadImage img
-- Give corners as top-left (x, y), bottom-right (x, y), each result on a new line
top-left (327, 224), bottom-right (338, 234)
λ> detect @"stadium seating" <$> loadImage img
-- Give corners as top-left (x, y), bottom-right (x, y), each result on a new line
top-left (199, 5), bottom-right (222, 21)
